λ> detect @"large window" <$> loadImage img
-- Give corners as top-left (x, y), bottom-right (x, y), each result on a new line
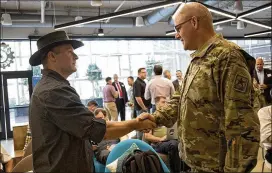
top-left (1, 41), bottom-right (32, 71)
top-left (2, 38), bottom-right (271, 104)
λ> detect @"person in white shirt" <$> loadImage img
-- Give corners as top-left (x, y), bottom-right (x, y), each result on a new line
top-left (144, 65), bottom-right (175, 113)
top-left (258, 105), bottom-right (272, 169)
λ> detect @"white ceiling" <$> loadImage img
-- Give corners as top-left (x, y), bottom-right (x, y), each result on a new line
top-left (1, 0), bottom-right (271, 38)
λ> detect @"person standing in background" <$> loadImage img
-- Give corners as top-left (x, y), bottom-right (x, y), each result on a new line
top-left (163, 70), bottom-right (172, 80)
top-left (103, 77), bottom-right (118, 121)
top-left (172, 70), bottom-right (183, 91)
top-left (112, 74), bottom-right (128, 121)
top-left (253, 57), bottom-right (272, 107)
top-left (127, 76), bottom-right (136, 119)
top-left (133, 68), bottom-right (151, 139)
top-left (144, 65), bottom-right (175, 113)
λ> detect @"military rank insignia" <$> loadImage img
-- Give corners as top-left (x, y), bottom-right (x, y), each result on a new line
top-left (233, 74), bottom-right (248, 93)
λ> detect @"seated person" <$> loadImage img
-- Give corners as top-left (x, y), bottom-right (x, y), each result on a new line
top-left (87, 100), bottom-right (99, 113)
top-left (143, 96), bottom-right (190, 173)
top-left (93, 108), bottom-right (128, 164)
top-left (258, 105), bottom-right (272, 168)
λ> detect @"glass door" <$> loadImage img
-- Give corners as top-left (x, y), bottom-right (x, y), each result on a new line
top-left (0, 70), bottom-right (33, 139)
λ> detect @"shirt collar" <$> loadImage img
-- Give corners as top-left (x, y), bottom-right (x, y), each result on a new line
top-left (190, 33), bottom-right (222, 59)
top-left (154, 75), bottom-right (162, 78)
top-left (137, 77), bottom-right (145, 82)
top-left (42, 69), bottom-right (70, 85)
top-left (256, 68), bottom-right (264, 73)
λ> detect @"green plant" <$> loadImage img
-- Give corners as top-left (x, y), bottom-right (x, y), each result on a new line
top-left (145, 59), bottom-right (162, 81)
top-left (86, 64), bottom-right (102, 98)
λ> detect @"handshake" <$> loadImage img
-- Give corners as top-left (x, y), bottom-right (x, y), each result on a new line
top-left (134, 112), bottom-right (157, 133)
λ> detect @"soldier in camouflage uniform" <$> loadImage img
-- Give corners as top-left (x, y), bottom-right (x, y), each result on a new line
top-left (139, 2), bottom-right (260, 173)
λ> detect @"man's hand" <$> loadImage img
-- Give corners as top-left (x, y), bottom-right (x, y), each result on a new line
top-left (135, 119), bottom-right (156, 132)
top-left (259, 84), bottom-right (268, 90)
top-left (136, 112), bottom-right (155, 122)
top-left (159, 135), bottom-right (167, 142)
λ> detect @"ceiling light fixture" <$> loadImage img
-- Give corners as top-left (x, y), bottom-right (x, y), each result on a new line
top-left (98, 28), bottom-right (104, 36)
top-left (75, 16), bottom-right (83, 21)
top-left (213, 18), bottom-right (236, 26)
top-left (237, 21), bottom-right (245, 30)
top-left (1, 13), bottom-right (12, 25)
top-left (233, 0), bottom-right (243, 13)
top-left (238, 18), bottom-right (271, 29)
top-left (215, 25), bottom-right (223, 31)
top-left (136, 16), bottom-right (144, 27)
top-left (97, 7), bottom-right (104, 37)
top-left (55, 0), bottom-right (185, 30)
top-left (244, 30), bottom-right (271, 37)
top-left (238, 2), bottom-right (271, 18)
top-left (90, 0), bottom-right (102, 7)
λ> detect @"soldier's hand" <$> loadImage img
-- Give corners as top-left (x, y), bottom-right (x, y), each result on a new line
top-left (136, 119), bottom-right (156, 132)
top-left (136, 112), bottom-right (155, 122)
top-left (260, 84), bottom-right (268, 89)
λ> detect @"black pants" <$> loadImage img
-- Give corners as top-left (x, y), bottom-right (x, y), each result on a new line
top-left (116, 98), bottom-right (126, 121)
top-left (152, 140), bottom-right (190, 173)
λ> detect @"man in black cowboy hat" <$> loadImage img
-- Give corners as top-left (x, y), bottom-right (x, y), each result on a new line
top-left (28, 31), bottom-right (156, 172)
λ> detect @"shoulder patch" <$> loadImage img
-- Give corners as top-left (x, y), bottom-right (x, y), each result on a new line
top-left (233, 74), bottom-right (248, 93)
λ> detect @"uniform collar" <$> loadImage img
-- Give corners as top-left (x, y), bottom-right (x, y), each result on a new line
top-left (190, 34), bottom-right (223, 59)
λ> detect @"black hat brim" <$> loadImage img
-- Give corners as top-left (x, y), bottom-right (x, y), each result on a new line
top-left (29, 39), bottom-right (84, 66)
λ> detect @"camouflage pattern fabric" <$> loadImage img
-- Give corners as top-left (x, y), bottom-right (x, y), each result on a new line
top-left (253, 78), bottom-right (267, 112)
top-left (153, 34), bottom-right (260, 172)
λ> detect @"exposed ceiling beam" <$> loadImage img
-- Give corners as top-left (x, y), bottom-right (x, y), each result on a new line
top-left (54, 0), bottom-right (185, 30)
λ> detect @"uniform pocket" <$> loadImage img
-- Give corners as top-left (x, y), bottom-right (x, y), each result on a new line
top-left (182, 66), bottom-right (200, 97)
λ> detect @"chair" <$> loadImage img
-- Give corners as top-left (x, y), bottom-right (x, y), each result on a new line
top-left (23, 140), bottom-right (32, 158)
top-left (11, 154), bottom-right (33, 172)
top-left (105, 139), bottom-right (170, 173)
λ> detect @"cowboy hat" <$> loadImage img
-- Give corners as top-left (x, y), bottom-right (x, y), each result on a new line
top-left (29, 31), bottom-right (84, 66)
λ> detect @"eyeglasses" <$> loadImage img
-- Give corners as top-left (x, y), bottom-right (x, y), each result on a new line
top-left (174, 18), bottom-right (192, 33)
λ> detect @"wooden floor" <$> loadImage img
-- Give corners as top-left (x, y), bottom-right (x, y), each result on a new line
top-left (1, 138), bottom-right (271, 172)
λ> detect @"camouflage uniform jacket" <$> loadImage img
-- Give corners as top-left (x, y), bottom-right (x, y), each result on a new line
top-left (154, 34), bottom-right (260, 172)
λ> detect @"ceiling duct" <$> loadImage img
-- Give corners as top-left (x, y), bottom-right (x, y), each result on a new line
top-left (4, 14), bottom-right (135, 28)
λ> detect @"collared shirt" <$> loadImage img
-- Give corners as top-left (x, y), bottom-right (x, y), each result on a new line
top-left (154, 34), bottom-right (259, 172)
top-left (29, 69), bottom-right (106, 172)
top-left (256, 69), bottom-right (265, 84)
top-left (103, 84), bottom-right (116, 102)
top-left (258, 105), bottom-right (271, 149)
top-left (133, 77), bottom-right (151, 110)
top-left (115, 82), bottom-right (123, 98)
top-left (178, 79), bottom-right (183, 86)
top-left (144, 75), bottom-right (175, 104)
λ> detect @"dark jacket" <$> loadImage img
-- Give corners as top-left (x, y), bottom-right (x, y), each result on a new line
top-left (29, 69), bottom-right (106, 172)
top-left (112, 81), bottom-right (128, 104)
top-left (253, 68), bottom-right (272, 103)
